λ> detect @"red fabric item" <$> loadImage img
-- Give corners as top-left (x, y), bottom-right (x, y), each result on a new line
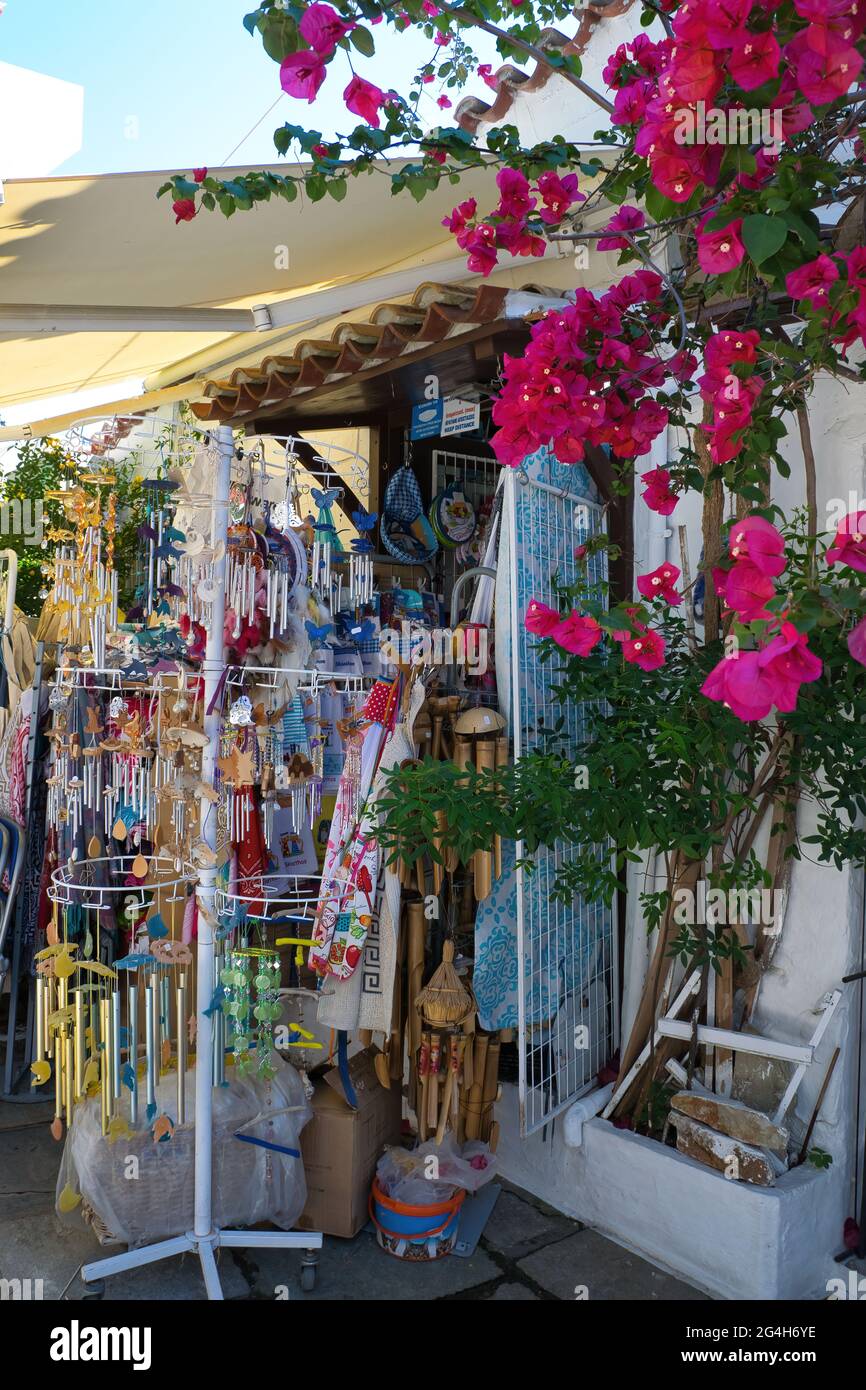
top-left (233, 786), bottom-right (265, 916)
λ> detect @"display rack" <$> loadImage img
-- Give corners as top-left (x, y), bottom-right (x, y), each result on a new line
top-left (78, 424), bottom-right (322, 1299)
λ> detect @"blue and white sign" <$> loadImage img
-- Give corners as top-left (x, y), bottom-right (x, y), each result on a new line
top-left (410, 396), bottom-right (481, 441)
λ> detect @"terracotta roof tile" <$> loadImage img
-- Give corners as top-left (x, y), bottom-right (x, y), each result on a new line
top-left (190, 279), bottom-right (558, 425)
top-left (454, 0), bottom-right (636, 136)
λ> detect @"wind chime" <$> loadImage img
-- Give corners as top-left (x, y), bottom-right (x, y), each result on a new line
top-left (220, 947), bottom-right (281, 1080)
top-left (44, 477), bottom-right (119, 669)
top-left (311, 487), bottom-right (346, 610)
top-left (349, 508), bottom-right (377, 607)
top-left (138, 475), bottom-right (182, 620)
top-left (35, 862), bottom-right (198, 1143)
top-left (451, 706), bottom-right (509, 902)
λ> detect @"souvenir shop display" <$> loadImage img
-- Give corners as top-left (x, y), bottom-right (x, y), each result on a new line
top-left (25, 422), bottom-right (325, 1297)
top-left (11, 412), bottom-right (519, 1284)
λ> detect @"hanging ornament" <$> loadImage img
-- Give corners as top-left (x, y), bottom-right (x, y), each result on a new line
top-left (229, 695), bottom-right (253, 727)
top-left (310, 488), bottom-right (344, 603)
top-left (349, 509), bottom-right (377, 607)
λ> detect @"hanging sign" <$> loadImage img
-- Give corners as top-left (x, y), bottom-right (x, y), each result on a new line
top-left (410, 397), bottom-right (481, 441)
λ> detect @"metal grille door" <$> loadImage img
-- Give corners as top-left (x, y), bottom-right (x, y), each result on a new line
top-left (505, 456), bottom-right (618, 1135)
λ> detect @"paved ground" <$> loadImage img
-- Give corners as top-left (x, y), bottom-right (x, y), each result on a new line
top-left (0, 1098), bottom-right (708, 1301)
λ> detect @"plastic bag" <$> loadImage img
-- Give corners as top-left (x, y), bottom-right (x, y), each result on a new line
top-left (376, 1135), bottom-right (497, 1205)
top-left (56, 1051), bottom-right (312, 1248)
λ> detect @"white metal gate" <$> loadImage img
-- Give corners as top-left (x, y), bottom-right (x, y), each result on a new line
top-left (505, 455), bottom-right (619, 1135)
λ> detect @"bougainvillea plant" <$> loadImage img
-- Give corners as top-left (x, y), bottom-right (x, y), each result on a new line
top-left (163, 2), bottom-right (866, 1100)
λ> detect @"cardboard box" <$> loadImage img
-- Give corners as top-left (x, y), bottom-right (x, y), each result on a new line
top-left (296, 1048), bottom-right (403, 1239)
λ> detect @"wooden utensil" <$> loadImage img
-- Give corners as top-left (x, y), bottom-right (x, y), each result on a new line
top-left (406, 899), bottom-right (426, 1066)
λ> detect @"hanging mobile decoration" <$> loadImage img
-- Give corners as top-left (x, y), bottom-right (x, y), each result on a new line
top-left (349, 509), bottom-right (377, 607)
top-left (310, 487), bottom-right (345, 608)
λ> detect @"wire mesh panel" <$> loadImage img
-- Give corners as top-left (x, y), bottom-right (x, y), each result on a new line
top-left (505, 453), bottom-right (618, 1135)
top-left (431, 449), bottom-right (501, 601)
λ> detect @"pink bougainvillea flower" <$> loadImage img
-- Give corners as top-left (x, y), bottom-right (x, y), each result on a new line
top-left (757, 622), bottom-right (822, 709)
top-left (640, 466), bottom-right (678, 516)
top-left (621, 626), bottom-right (666, 671)
top-left (464, 223), bottom-right (498, 275)
top-left (785, 254), bottom-right (840, 309)
top-left (280, 49), bottom-right (327, 102)
top-left (173, 198), bottom-right (197, 224)
top-left (787, 29), bottom-right (863, 106)
top-left (495, 167), bottom-right (535, 219)
top-left (343, 74), bottom-right (385, 126)
top-left (667, 348), bottom-right (698, 383)
top-left (649, 150), bottom-right (703, 203)
top-left (704, 0), bottom-right (753, 46)
top-left (193, 167), bottom-right (208, 183)
top-left (668, 46), bottom-right (723, 103)
top-left (477, 62), bottom-right (498, 89)
top-left (728, 515), bottom-right (786, 577)
top-left (535, 170), bottom-right (583, 225)
top-left (422, 0), bottom-right (440, 13)
top-left (636, 562), bottom-right (681, 604)
top-left (437, 94), bottom-right (452, 108)
top-left (728, 30), bottom-right (782, 90)
top-left (847, 616), bottom-right (866, 666)
top-left (299, 3), bottom-right (354, 54)
top-left (495, 220), bottom-right (546, 259)
top-left (612, 77), bottom-right (654, 126)
top-left (524, 599), bottom-right (561, 636)
top-left (597, 205), bottom-right (646, 252)
top-left (697, 218), bottom-right (746, 274)
top-left (724, 560), bottom-right (776, 620)
top-left (551, 610), bottom-right (603, 656)
top-left (441, 196), bottom-right (477, 243)
top-left (702, 650), bottom-right (776, 722)
top-left (434, 29), bottom-right (451, 45)
top-left (827, 511), bottom-right (866, 570)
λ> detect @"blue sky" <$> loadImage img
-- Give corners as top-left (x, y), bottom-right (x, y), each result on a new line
top-left (2, 0), bottom-right (495, 176)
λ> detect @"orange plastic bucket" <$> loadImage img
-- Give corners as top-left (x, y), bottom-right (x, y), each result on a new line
top-left (369, 1178), bottom-right (465, 1261)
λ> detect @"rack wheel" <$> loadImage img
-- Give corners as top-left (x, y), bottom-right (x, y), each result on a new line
top-left (300, 1254), bottom-right (318, 1292)
top-left (81, 1278), bottom-right (105, 1300)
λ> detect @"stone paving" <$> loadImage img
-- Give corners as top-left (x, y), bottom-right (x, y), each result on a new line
top-left (0, 1098), bottom-right (708, 1301)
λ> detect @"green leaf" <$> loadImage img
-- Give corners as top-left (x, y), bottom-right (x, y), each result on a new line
top-left (350, 24), bottom-right (376, 57)
top-left (741, 214), bottom-right (788, 266)
top-left (173, 177), bottom-right (200, 199)
top-left (326, 178), bottom-right (347, 201)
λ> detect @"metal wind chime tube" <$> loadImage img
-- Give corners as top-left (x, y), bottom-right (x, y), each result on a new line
top-left (128, 983), bottom-right (139, 1127)
top-left (176, 974), bottom-right (187, 1125)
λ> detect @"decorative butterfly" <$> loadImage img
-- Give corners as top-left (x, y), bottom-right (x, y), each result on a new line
top-left (305, 620), bottom-right (333, 644)
top-left (352, 509), bottom-right (377, 531)
top-left (138, 523), bottom-right (158, 542)
top-left (312, 487), bottom-right (341, 509)
top-left (349, 619), bottom-right (376, 644)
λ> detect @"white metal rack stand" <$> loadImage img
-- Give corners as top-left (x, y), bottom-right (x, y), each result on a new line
top-left (80, 424), bottom-right (322, 1299)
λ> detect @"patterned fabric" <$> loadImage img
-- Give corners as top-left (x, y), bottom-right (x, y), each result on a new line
top-left (475, 447), bottom-right (608, 1031)
top-left (381, 467), bottom-right (438, 564)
